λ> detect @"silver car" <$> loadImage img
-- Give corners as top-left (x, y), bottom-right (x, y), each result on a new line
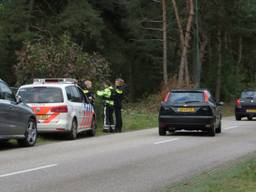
top-left (0, 79), bottom-right (37, 147)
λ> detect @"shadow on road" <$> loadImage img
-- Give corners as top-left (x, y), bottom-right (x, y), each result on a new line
top-left (167, 131), bottom-right (210, 137)
top-left (0, 133), bottom-right (93, 151)
top-left (0, 140), bottom-right (20, 151)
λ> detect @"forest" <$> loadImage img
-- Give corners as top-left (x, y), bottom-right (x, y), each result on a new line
top-left (0, 0), bottom-right (256, 101)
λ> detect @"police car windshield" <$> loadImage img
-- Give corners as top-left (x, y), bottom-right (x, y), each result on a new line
top-left (241, 91), bottom-right (256, 99)
top-left (168, 92), bottom-right (204, 104)
top-left (18, 87), bottom-right (64, 103)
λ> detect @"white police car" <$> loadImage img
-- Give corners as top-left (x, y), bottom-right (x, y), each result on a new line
top-left (17, 78), bottom-right (96, 139)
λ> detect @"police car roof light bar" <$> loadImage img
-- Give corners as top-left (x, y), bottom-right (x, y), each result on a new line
top-left (33, 78), bottom-right (77, 84)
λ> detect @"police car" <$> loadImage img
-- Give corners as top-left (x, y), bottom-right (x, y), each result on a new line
top-left (17, 78), bottom-right (96, 139)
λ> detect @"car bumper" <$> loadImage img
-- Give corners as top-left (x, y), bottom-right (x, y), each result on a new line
top-left (159, 115), bottom-right (215, 129)
top-left (235, 107), bottom-right (256, 116)
top-left (37, 119), bottom-right (71, 133)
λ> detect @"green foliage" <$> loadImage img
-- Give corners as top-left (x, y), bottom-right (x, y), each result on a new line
top-left (57, 0), bottom-right (104, 49)
top-left (15, 34), bottom-right (110, 85)
top-left (0, 0), bottom-right (256, 101)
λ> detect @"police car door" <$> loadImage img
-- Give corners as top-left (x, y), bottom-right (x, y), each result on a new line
top-left (77, 87), bottom-right (93, 129)
top-left (70, 86), bottom-right (85, 130)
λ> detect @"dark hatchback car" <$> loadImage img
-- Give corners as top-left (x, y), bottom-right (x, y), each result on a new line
top-left (235, 90), bottom-right (256, 120)
top-left (0, 79), bottom-right (37, 147)
top-left (159, 90), bottom-right (223, 136)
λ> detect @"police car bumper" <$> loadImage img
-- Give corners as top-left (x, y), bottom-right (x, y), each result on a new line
top-left (37, 119), bottom-right (71, 133)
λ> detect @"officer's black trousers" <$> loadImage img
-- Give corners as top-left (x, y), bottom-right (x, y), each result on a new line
top-left (115, 107), bottom-right (122, 132)
top-left (105, 106), bottom-right (114, 131)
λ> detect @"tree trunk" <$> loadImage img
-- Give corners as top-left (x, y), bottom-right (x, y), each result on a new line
top-left (200, 32), bottom-right (208, 65)
top-left (215, 30), bottom-right (222, 102)
top-left (172, 0), bottom-right (189, 86)
top-left (162, 0), bottom-right (168, 85)
top-left (177, 0), bottom-right (194, 87)
top-left (172, 0), bottom-right (185, 46)
top-left (236, 36), bottom-right (242, 74)
top-left (26, 0), bottom-right (34, 31)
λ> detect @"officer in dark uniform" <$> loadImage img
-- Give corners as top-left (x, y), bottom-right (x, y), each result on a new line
top-left (114, 78), bottom-right (125, 133)
top-left (83, 80), bottom-right (95, 104)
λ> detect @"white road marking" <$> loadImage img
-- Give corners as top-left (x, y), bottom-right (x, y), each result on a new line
top-left (224, 126), bottom-right (238, 130)
top-left (0, 164), bottom-right (58, 178)
top-left (154, 138), bottom-right (180, 145)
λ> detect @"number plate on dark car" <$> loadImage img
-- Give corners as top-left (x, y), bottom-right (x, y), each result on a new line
top-left (178, 108), bottom-right (196, 112)
top-left (246, 109), bottom-right (256, 113)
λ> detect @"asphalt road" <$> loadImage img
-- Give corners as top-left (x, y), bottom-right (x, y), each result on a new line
top-left (0, 117), bottom-right (256, 192)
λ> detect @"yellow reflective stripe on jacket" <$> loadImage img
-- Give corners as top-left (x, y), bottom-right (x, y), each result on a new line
top-left (83, 89), bottom-right (89, 94)
top-left (106, 100), bottom-right (114, 106)
top-left (116, 89), bottom-right (123, 94)
top-left (97, 86), bottom-right (113, 98)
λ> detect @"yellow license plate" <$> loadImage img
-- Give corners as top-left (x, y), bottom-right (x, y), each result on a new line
top-left (178, 108), bottom-right (196, 112)
top-left (37, 114), bottom-right (50, 120)
top-left (246, 109), bottom-right (256, 113)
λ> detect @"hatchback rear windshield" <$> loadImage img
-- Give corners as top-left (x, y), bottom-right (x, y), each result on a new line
top-left (18, 87), bottom-right (64, 103)
top-left (168, 92), bottom-right (204, 104)
top-left (241, 91), bottom-right (256, 99)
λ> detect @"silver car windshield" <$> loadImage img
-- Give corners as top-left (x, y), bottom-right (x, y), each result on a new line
top-left (18, 87), bottom-right (64, 103)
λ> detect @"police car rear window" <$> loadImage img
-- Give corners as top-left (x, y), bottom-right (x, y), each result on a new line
top-left (18, 87), bottom-right (64, 103)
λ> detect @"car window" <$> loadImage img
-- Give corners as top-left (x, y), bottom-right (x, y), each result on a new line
top-left (18, 87), bottom-right (64, 103)
top-left (77, 86), bottom-right (89, 103)
top-left (71, 86), bottom-right (84, 103)
top-left (65, 86), bottom-right (73, 101)
top-left (168, 92), bottom-right (204, 104)
top-left (0, 82), bottom-right (16, 102)
top-left (241, 91), bottom-right (256, 99)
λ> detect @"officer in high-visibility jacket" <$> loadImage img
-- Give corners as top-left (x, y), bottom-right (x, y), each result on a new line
top-left (97, 83), bottom-right (115, 132)
top-left (83, 80), bottom-right (95, 104)
top-left (113, 78), bottom-right (125, 132)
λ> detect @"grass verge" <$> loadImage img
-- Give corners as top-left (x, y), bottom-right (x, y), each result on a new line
top-left (164, 152), bottom-right (256, 192)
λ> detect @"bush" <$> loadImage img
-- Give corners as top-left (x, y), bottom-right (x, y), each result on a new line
top-left (15, 34), bottom-right (111, 85)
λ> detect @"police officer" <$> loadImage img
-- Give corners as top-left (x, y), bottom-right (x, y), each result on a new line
top-left (83, 80), bottom-right (95, 104)
top-left (97, 82), bottom-right (115, 133)
top-left (113, 78), bottom-right (125, 133)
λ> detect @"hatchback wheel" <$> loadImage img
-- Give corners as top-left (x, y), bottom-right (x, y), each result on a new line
top-left (216, 120), bottom-right (222, 134)
top-left (247, 116), bottom-right (253, 121)
top-left (68, 119), bottom-right (78, 140)
top-left (18, 118), bottom-right (37, 147)
top-left (159, 127), bottom-right (167, 136)
top-left (235, 114), bottom-right (241, 121)
top-left (208, 122), bottom-right (216, 137)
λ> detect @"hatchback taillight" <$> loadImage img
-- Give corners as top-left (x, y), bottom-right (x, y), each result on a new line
top-left (203, 91), bottom-right (209, 102)
top-left (236, 99), bottom-right (241, 107)
top-left (163, 92), bottom-right (171, 102)
top-left (51, 105), bottom-right (68, 113)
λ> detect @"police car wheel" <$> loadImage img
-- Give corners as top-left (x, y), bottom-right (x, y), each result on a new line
top-left (88, 117), bottom-right (96, 137)
top-left (68, 119), bottom-right (78, 140)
